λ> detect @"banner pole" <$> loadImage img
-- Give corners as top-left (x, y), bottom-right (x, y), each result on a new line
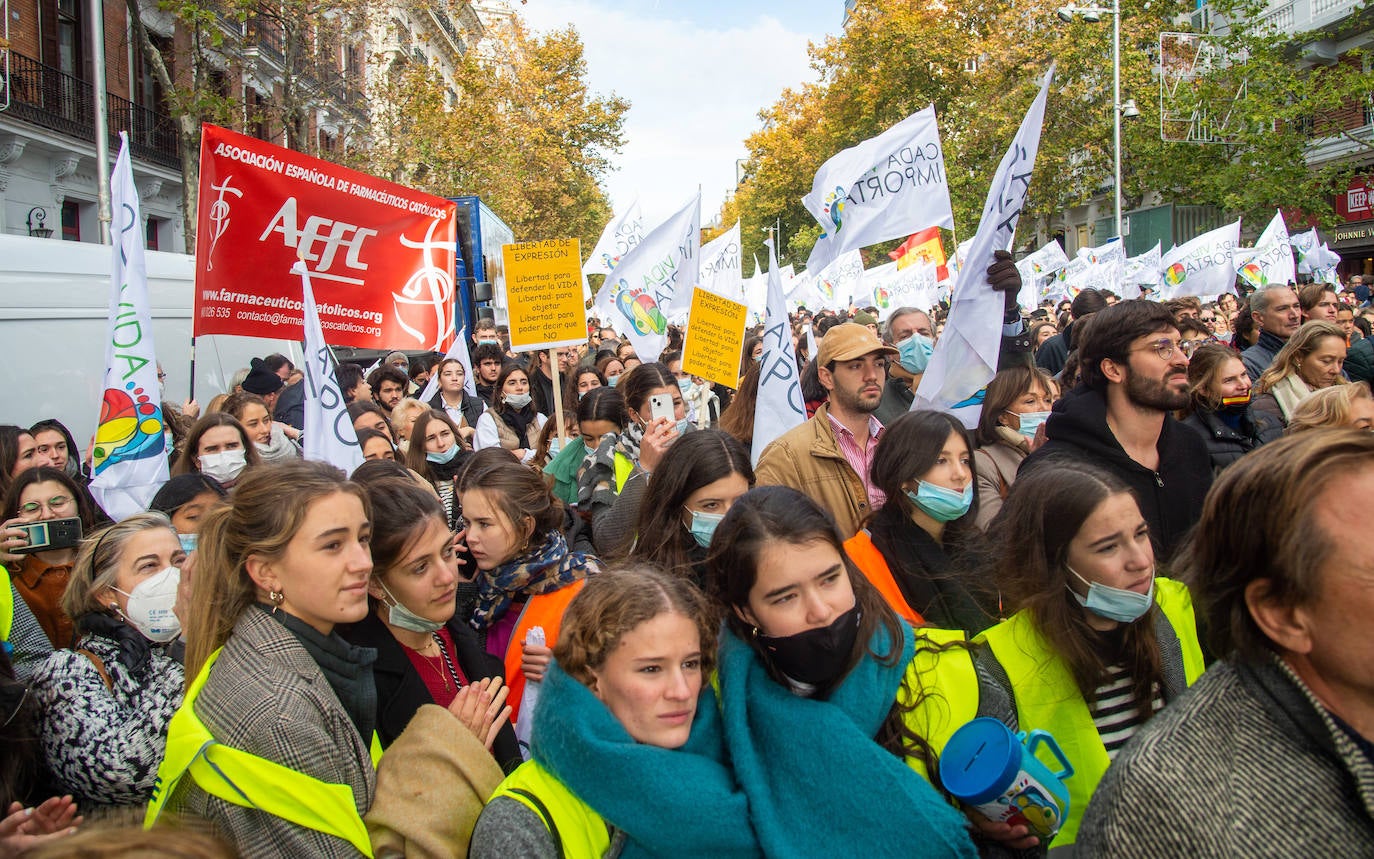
top-left (188, 336), bottom-right (197, 402)
top-left (549, 348), bottom-right (566, 446)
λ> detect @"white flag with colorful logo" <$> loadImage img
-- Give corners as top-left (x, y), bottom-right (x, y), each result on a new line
top-left (1120, 243), bottom-right (1163, 298)
top-left (593, 192), bottom-right (701, 362)
top-left (752, 241), bottom-right (807, 466)
top-left (1292, 227), bottom-right (1321, 274)
top-left (584, 198), bottom-right (645, 279)
top-left (1016, 240), bottom-right (1071, 308)
top-left (804, 249), bottom-right (865, 311)
top-left (1237, 210), bottom-right (1295, 290)
top-left (90, 133), bottom-right (169, 521)
top-left (804, 105), bottom-right (954, 272)
top-left (866, 259), bottom-right (942, 320)
top-left (1313, 243), bottom-right (1342, 285)
top-left (699, 222), bottom-right (744, 301)
top-left (915, 65), bottom-right (1055, 427)
top-left (1159, 221), bottom-right (1241, 300)
top-left (296, 262), bottom-right (365, 474)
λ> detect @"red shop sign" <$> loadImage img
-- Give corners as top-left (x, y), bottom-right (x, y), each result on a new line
top-left (193, 124), bottom-right (457, 352)
top-left (1336, 175), bottom-right (1374, 224)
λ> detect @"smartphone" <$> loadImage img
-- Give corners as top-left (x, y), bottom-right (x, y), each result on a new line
top-left (14, 517), bottom-right (83, 554)
top-left (648, 393), bottom-right (675, 424)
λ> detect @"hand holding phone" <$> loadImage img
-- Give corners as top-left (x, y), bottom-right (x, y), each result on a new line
top-left (13, 517), bottom-right (83, 555)
top-left (648, 393), bottom-right (675, 425)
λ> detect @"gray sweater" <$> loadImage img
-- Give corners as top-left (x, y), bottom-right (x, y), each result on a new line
top-left (1076, 656), bottom-right (1374, 857)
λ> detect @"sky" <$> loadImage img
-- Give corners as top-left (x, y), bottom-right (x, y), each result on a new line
top-left (519, 0), bottom-right (844, 228)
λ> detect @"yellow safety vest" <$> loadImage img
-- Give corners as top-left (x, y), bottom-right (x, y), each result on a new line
top-left (144, 647), bottom-right (384, 857)
top-left (0, 568), bottom-right (13, 645)
top-left (909, 578), bottom-right (1206, 849)
top-left (613, 451), bottom-right (634, 493)
top-left (490, 760), bottom-right (612, 858)
top-left (899, 626), bottom-right (975, 781)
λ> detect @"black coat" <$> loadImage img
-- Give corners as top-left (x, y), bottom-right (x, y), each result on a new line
top-left (340, 610), bottom-right (522, 774)
top-left (1022, 385), bottom-right (1213, 562)
top-left (427, 390), bottom-right (484, 430)
top-left (1180, 407), bottom-right (1282, 475)
top-left (1034, 320), bottom-right (1076, 376)
top-left (273, 382), bottom-right (306, 431)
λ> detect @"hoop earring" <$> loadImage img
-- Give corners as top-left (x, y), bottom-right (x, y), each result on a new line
top-left (269, 590), bottom-right (284, 614)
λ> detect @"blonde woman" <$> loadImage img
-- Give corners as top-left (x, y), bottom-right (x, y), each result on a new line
top-left (1252, 320), bottom-right (1347, 426)
top-left (1286, 382), bottom-right (1374, 433)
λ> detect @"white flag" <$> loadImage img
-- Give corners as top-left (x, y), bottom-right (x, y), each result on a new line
top-left (417, 327), bottom-right (476, 404)
top-left (584, 198), bottom-right (645, 279)
top-left (1292, 228), bottom-right (1321, 274)
top-left (806, 249), bottom-right (866, 311)
top-left (699, 222), bottom-right (744, 301)
top-left (1313, 243), bottom-right (1342, 285)
top-left (90, 133), bottom-right (169, 520)
top-left (1120, 243), bottom-right (1163, 298)
top-left (1159, 221), bottom-right (1241, 300)
top-left (593, 193), bottom-right (701, 362)
top-left (866, 260), bottom-right (941, 320)
top-left (752, 241), bottom-right (806, 466)
top-left (745, 255), bottom-right (767, 324)
top-left (915, 66), bottom-right (1055, 428)
top-left (1015, 240), bottom-right (1071, 308)
top-left (295, 262), bottom-right (365, 474)
top-left (804, 106), bottom-right (954, 271)
top-left (1059, 240), bottom-right (1126, 298)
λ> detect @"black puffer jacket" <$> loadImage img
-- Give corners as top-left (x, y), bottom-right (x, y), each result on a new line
top-left (1021, 385), bottom-right (1213, 561)
top-left (1180, 407), bottom-right (1283, 475)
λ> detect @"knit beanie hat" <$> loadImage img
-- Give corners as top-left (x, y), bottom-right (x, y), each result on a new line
top-left (242, 358), bottom-right (284, 395)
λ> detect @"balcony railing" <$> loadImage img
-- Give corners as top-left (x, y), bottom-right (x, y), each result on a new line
top-left (1, 51), bottom-right (181, 169)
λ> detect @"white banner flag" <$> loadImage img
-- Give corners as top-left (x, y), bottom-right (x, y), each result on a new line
top-left (866, 260), bottom-right (942, 320)
top-left (805, 249), bottom-right (865, 311)
top-left (752, 241), bottom-right (807, 466)
top-left (1292, 227), bottom-right (1321, 274)
top-left (1016, 240), bottom-right (1071, 308)
top-left (593, 193), bottom-right (700, 362)
top-left (416, 327), bottom-right (475, 404)
top-left (1159, 221), bottom-right (1241, 300)
top-left (1247, 210), bottom-right (1295, 288)
top-left (915, 65), bottom-right (1055, 428)
top-left (1120, 243), bottom-right (1163, 298)
top-left (804, 106), bottom-right (954, 271)
top-left (90, 133), bottom-right (169, 520)
top-left (1314, 243), bottom-right (1342, 285)
top-left (1053, 240), bottom-right (1125, 301)
top-left (746, 255), bottom-right (767, 324)
top-left (295, 262), bottom-right (365, 474)
top-left (699, 222), bottom-right (744, 301)
top-left (584, 198), bottom-right (644, 279)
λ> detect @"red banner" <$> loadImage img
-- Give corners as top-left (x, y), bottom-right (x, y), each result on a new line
top-left (1336, 175), bottom-right (1374, 224)
top-left (194, 124), bottom-right (457, 352)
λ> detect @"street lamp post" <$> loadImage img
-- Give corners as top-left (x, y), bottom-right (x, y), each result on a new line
top-left (1057, 1), bottom-right (1139, 241)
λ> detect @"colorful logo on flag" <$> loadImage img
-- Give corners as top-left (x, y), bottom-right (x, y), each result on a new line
top-left (614, 279), bottom-right (668, 336)
top-left (823, 187), bottom-right (846, 233)
top-left (92, 383), bottom-right (165, 476)
top-left (874, 286), bottom-right (892, 309)
top-left (1164, 262), bottom-right (1187, 287)
top-left (819, 278), bottom-right (836, 300)
top-left (1239, 262), bottom-right (1266, 287)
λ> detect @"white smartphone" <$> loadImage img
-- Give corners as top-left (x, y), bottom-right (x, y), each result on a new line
top-left (648, 393), bottom-right (675, 424)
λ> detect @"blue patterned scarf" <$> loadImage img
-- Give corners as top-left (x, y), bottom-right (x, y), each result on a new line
top-left (469, 530), bottom-right (601, 631)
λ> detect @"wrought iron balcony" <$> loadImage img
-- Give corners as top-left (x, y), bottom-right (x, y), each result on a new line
top-left (1, 51), bottom-right (181, 169)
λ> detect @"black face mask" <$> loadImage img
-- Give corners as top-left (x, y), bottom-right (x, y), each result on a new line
top-left (757, 606), bottom-right (862, 687)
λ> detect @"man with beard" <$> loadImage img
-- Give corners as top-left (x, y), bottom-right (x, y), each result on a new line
top-left (1022, 300), bottom-right (1212, 559)
top-left (756, 323), bottom-right (898, 538)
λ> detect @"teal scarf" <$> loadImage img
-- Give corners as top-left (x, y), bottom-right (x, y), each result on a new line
top-left (719, 624), bottom-right (977, 858)
top-left (542, 436), bottom-right (587, 505)
top-left (532, 662), bottom-right (760, 858)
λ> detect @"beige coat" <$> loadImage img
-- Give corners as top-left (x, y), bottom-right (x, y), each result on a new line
top-left (755, 403), bottom-right (873, 538)
top-left (973, 429), bottom-right (1029, 529)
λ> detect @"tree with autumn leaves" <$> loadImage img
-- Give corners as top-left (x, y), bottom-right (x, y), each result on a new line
top-left (356, 20), bottom-right (628, 251)
top-left (722, 0), bottom-right (1374, 269)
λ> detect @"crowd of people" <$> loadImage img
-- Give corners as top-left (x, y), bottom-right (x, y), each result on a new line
top-left (2, 258), bottom-right (1372, 857)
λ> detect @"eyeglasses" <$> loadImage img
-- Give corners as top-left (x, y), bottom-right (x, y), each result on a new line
top-left (1179, 339), bottom-right (1213, 357)
top-left (1133, 338), bottom-right (1185, 361)
top-left (1200, 316), bottom-right (1216, 323)
top-left (20, 495), bottom-right (73, 515)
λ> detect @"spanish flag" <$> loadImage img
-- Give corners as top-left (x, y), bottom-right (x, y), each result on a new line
top-left (889, 226), bottom-right (948, 279)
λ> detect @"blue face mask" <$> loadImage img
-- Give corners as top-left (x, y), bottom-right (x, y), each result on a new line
top-left (685, 508), bottom-right (724, 548)
top-left (678, 377), bottom-right (694, 395)
top-left (1011, 409), bottom-right (1051, 441)
top-left (676, 418), bottom-right (692, 435)
top-left (178, 533), bottom-right (198, 554)
top-left (548, 436), bottom-right (563, 456)
top-left (905, 481), bottom-right (973, 523)
top-left (1066, 564), bottom-right (1155, 623)
top-left (426, 443), bottom-right (460, 465)
top-left (896, 333), bottom-right (935, 374)
top-left (608, 375), bottom-right (619, 387)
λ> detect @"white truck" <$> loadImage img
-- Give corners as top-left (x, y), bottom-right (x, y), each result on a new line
top-left (0, 233), bottom-right (298, 445)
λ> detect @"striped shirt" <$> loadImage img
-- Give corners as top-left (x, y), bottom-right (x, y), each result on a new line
top-left (1091, 664), bottom-right (1164, 759)
top-left (827, 412), bottom-right (886, 510)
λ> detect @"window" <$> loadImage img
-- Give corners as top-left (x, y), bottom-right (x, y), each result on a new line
top-left (61, 200), bottom-right (81, 242)
top-left (146, 217), bottom-right (161, 251)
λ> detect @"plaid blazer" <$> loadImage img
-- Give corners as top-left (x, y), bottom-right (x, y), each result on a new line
top-left (169, 605), bottom-right (376, 858)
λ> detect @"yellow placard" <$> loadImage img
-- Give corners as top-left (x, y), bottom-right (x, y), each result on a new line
top-left (501, 238), bottom-right (586, 351)
top-left (682, 286), bottom-right (748, 389)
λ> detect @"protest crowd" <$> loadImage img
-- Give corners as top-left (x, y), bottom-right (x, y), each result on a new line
top-left (4, 90), bottom-right (1374, 858)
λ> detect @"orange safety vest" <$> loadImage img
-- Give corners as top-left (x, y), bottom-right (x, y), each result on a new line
top-left (503, 580), bottom-right (585, 723)
top-left (843, 530), bottom-right (923, 626)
